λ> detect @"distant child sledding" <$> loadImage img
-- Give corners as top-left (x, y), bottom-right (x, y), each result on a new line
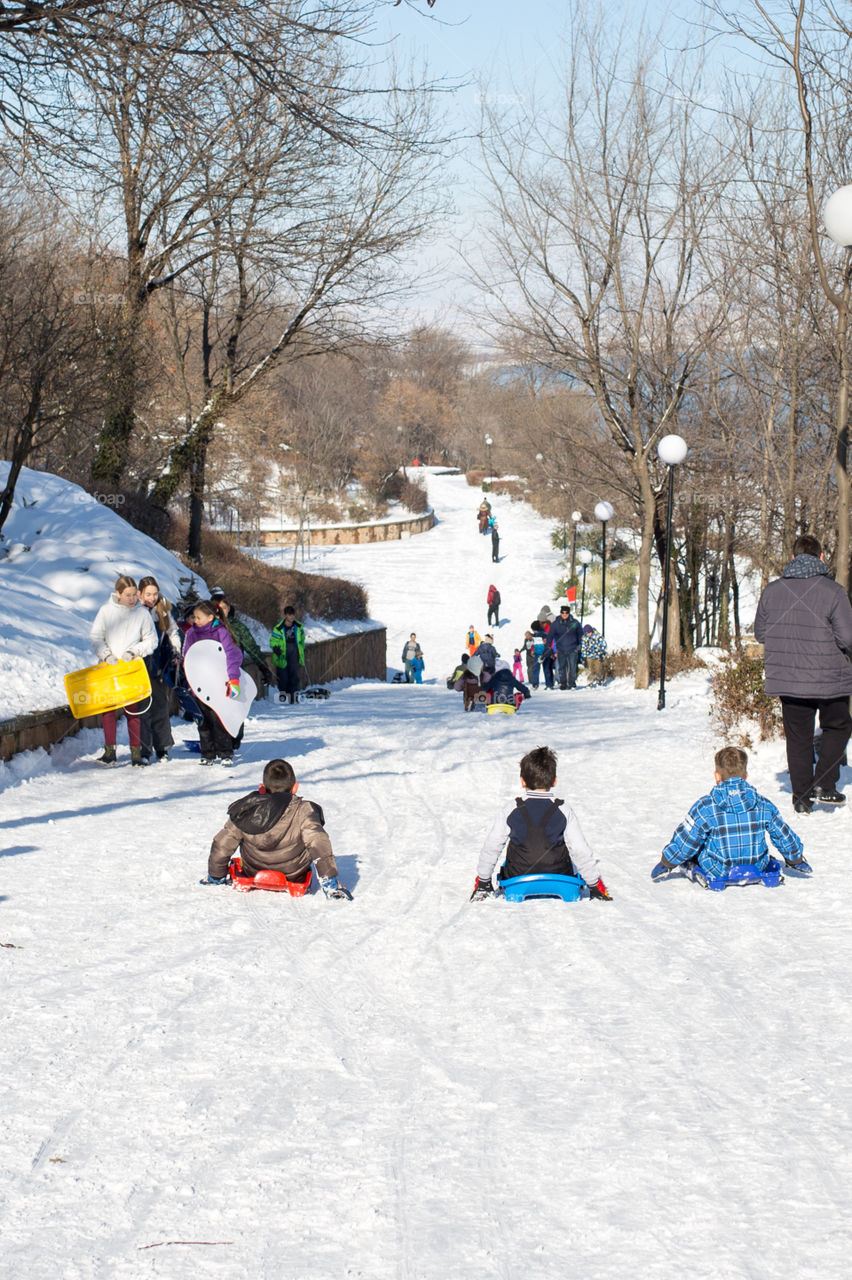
top-left (200, 758), bottom-right (352, 898)
top-left (471, 746), bottom-right (611, 902)
top-left (651, 746), bottom-right (812, 891)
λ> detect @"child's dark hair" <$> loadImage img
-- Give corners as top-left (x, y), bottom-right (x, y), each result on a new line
top-left (715, 746), bottom-right (747, 780)
top-left (520, 746), bottom-right (557, 791)
top-left (263, 758), bottom-right (296, 792)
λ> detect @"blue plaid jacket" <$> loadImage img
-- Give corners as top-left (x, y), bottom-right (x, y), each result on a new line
top-left (662, 779), bottom-right (803, 877)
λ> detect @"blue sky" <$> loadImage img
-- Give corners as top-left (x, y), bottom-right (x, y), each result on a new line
top-left (373, 1), bottom-right (744, 338)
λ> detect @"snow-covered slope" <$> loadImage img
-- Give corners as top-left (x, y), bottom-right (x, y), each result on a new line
top-left (1, 468), bottom-right (849, 1280)
top-left (0, 465), bottom-right (208, 718)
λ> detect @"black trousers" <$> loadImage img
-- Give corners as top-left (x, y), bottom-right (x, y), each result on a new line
top-left (487, 604), bottom-right (499, 626)
top-left (139, 675), bottom-right (174, 756)
top-left (780, 695), bottom-right (852, 801)
top-left (198, 704), bottom-right (238, 759)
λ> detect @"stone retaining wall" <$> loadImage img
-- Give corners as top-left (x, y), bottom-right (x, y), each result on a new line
top-left (226, 509), bottom-right (434, 548)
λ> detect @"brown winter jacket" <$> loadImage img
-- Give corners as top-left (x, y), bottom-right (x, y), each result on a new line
top-left (208, 790), bottom-right (338, 880)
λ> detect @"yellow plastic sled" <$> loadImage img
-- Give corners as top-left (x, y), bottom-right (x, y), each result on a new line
top-left (64, 658), bottom-right (152, 718)
top-left (487, 701), bottom-right (516, 715)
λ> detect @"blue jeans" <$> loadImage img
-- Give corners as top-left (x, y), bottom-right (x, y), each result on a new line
top-left (557, 650), bottom-right (579, 689)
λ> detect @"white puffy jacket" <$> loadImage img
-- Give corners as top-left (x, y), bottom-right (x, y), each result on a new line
top-left (90, 595), bottom-right (157, 662)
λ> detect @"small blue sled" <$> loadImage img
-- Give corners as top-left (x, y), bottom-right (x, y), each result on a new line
top-left (500, 873), bottom-right (589, 902)
top-left (686, 856), bottom-right (783, 892)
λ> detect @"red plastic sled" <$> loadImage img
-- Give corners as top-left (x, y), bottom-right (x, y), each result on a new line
top-left (228, 856), bottom-right (312, 895)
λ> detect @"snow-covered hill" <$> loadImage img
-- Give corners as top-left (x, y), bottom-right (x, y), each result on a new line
top-left (1, 467), bottom-right (849, 1280)
top-left (0, 465), bottom-right (209, 718)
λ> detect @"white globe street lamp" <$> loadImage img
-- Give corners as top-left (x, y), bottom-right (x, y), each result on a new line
top-left (593, 501), bottom-right (614, 637)
top-left (484, 434), bottom-right (493, 488)
top-left (824, 186), bottom-right (852, 247)
top-left (657, 433), bottom-right (688, 710)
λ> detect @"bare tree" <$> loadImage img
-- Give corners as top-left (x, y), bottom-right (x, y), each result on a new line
top-left (0, 196), bottom-right (102, 533)
top-left (709, 0), bottom-right (852, 587)
top-left (148, 79), bottom-right (443, 560)
top-left (478, 17), bottom-right (730, 687)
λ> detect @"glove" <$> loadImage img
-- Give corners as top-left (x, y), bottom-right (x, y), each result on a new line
top-left (225, 679), bottom-right (240, 699)
top-left (104, 655), bottom-right (119, 665)
top-left (271, 644), bottom-right (283, 658)
top-left (320, 876), bottom-right (352, 900)
top-left (469, 876), bottom-right (495, 901)
top-left (785, 857), bottom-right (813, 878)
top-left (121, 651), bottom-right (134, 662)
top-left (650, 860), bottom-right (675, 882)
top-left (199, 874), bottom-right (229, 885)
top-left (589, 878), bottom-right (612, 900)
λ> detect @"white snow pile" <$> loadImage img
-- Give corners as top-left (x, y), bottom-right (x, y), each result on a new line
top-left (0, 464), bottom-right (208, 718)
top-left (1, 467), bottom-right (849, 1279)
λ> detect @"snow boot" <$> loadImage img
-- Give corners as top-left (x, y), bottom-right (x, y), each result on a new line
top-left (98, 746), bottom-right (117, 766)
top-left (130, 748), bottom-right (148, 767)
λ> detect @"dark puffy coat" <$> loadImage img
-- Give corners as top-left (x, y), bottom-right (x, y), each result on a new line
top-left (474, 641), bottom-right (498, 670)
top-left (548, 614), bottom-right (583, 653)
top-left (754, 556), bottom-right (852, 697)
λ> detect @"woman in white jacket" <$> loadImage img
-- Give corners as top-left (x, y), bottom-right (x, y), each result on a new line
top-left (89, 575), bottom-right (157, 765)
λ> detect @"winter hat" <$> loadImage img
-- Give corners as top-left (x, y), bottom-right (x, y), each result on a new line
top-left (583, 625), bottom-right (593, 635)
top-left (210, 586), bottom-right (226, 599)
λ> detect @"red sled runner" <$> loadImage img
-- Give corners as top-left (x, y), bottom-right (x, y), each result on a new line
top-left (228, 856), bottom-right (312, 895)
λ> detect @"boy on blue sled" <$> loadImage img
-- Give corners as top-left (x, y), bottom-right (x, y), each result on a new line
top-left (471, 746), bottom-right (612, 901)
top-left (651, 745), bottom-right (813, 888)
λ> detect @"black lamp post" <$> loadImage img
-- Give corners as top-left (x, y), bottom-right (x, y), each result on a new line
top-left (656, 434), bottom-right (688, 711)
top-left (570, 509), bottom-right (582, 583)
top-left (578, 548), bottom-right (592, 624)
top-left (593, 501), bottom-right (614, 638)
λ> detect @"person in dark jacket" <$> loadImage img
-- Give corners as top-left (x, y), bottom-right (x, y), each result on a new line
top-left (491, 522), bottom-right (500, 563)
top-left (270, 607), bottom-right (306, 704)
top-left (473, 635), bottom-right (499, 674)
top-left (548, 605), bottom-right (583, 689)
top-left (754, 533), bottom-right (852, 812)
top-left (481, 665), bottom-right (531, 705)
top-left (470, 746), bottom-right (611, 900)
top-left (201, 758), bottom-right (350, 898)
top-left (138, 576), bottom-right (182, 761)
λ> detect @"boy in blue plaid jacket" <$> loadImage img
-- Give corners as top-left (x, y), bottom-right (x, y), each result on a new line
top-left (651, 746), bottom-right (812, 881)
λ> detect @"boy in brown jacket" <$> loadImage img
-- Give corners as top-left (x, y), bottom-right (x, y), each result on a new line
top-left (201, 758), bottom-right (351, 898)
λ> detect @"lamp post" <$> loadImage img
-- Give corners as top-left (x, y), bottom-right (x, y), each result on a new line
top-left (593, 501), bottom-right (614, 637)
top-left (484, 434), bottom-right (493, 490)
top-left (578, 548), bottom-right (593, 624)
top-left (656, 433), bottom-right (688, 711)
top-left (570, 509), bottom-right (582, 583)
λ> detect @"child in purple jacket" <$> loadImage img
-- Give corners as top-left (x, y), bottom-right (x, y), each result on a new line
top-left (183, 600), bottom-right (244, 765)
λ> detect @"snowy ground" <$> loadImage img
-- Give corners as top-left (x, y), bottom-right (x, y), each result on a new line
top-left (2, 471), bottom-right (851, 1279)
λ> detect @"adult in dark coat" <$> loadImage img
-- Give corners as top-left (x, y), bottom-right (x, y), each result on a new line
top-left (754, 533), bottom-right (852, 811)
top-left (548, 605), bottom-right (583, 689)
top-left (491, 522), bottom-right (500, 562)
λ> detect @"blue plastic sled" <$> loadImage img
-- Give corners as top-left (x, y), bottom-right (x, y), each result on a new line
top-left (500, 873), bottom-right (588, 902)
top-left (686, 856), bottom-right (784, 892)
